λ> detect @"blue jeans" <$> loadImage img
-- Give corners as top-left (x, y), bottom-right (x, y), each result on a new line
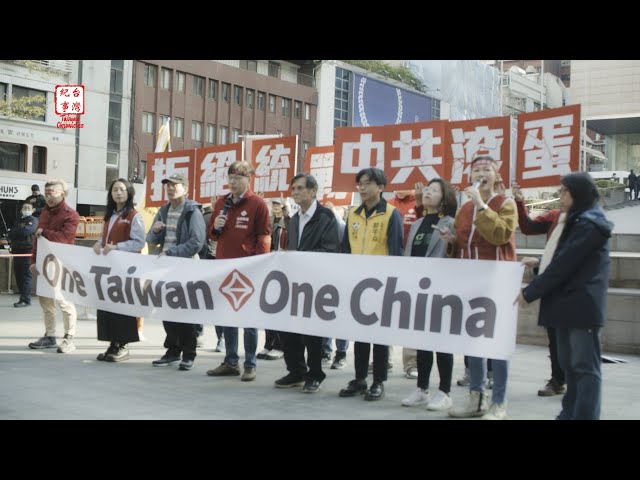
top-left (322, 337), bottom-right (348, 356)
top-left (223, 327), bottom-right (258, 369)
top-left (555, 327), bottom-right (602, 420)
top-left (469, 357), bottom-right (509, 405)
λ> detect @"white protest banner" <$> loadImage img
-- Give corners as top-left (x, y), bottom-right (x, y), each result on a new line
top-left (36, 238), bottom-right (524, 360)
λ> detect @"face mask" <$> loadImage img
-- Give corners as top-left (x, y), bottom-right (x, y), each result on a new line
top-left (21, 210), bottom-right (32, 217)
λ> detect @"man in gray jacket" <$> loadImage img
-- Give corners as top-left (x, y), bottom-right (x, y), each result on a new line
top-left (146, 173), bottom-right (206, 371)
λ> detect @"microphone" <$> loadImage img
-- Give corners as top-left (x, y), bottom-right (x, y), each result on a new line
top-left (472, 178), bottom-right (487, 190)
top-left (213, 197), bottom-right (234, 235)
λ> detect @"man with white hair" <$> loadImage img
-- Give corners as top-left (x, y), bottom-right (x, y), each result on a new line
top-left (28, 179), bottom-right (80, 353)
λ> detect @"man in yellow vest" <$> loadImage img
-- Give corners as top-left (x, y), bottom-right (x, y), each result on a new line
top-left (338, 167), bottom-right (404, 401)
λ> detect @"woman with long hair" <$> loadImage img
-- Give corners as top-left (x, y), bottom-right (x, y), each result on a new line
top-left (517, 172), bottom-right (612, 419)
top-left (93, 178), bottom-right (145, 362)
top-left (401, 178), bottom-right (458, 411)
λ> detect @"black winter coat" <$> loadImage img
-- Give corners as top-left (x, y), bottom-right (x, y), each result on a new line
top-left (522, 206), bottom-right (613, 329)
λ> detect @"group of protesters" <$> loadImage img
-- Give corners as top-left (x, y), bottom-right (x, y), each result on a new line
top-left (19, 154), bottom-right (612, 420)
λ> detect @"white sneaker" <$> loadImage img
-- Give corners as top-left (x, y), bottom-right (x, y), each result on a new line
top-left (483, 402), bottom-right (507, 420)
top-left (265, 349), bottom-right (284, 360)
top-left (449, 390), bottom-right (489, 418)
top-left (427, 389), bottom-right (453, 411)
top-left (405, 367), bottom-right (418, 379)
top-left (402, 388), bottom-right (430, 407)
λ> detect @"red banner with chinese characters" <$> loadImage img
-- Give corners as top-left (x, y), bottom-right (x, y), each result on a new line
top-left (250, 135), bottom-right (297, 199)
top-left (444, 116), bottom-right (511, 188)
top-left (193, 143), bottom-right (242, 204)
top-left (303, 145), bottom-right (353, 206)
top-left (516, 105), bottom-right (581, 188)
top-left (334, 122), bottom-right (447, 192)
top-left (145, 150), bottom-right (195, 208)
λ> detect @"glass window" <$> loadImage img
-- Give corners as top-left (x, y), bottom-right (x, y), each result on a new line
top-left (11, 86), bottom-right (46, 121)
top-left (269, 95), bottom-right (275, 113)
top-left (173, 117), bottom-right (184, 139)
top-left (234, 86), bottom-right (242, 106)
top-left (232, 129), bottom-right (241, 143)
top-left (158, 114), bottom-right (170, 129)
top-left (222, 83), bottom-right (230, 102)
top-left (240, 60), bottom-right (258, 72)
top-left (176, 72), bottom-right (186, 93)
top-left (105, 165), bottom-right (119, 191)
top-left (110, 65), bottom-right (123, 94)
top-left (192, 121), bottom-right (203, 142)
top-left (304, 103), bottom-right (310, 120)
top-left (219, 126), bottom-right (228, 144)
top-left (106, 150), bottom-right (119, 166)
top-left (246, 89), bottom-right (254, 109)
top-left (334, 67), bottom-right (351, 127)
top-left (161, 68), bottom-right (172, 90)
top-left (193, 75), bottom-right (204, 96)
top-left (268, 61), bottom-right (280, 78)
top-left (33, 146), bottom-right (47, 174)
top-left (0, 141), bottom-right (27, 172)
top-left (0, 82), bottom-right (6, 102)
top-left (206, 124), bottom-right (216, 144)
top-left (208, 79), bottom-right (217, 99)
top-left (282, 98), bottom-right (291, 117)
top-left (257, 91), bottom-right (265, 111)
top-left (432, 98), bottom-right (440, 120)
top-left (302, 142), bottom-right (310, 161)
top-left (143, 64), bottom-right (156, 87)
top-left (108, 118), bottom-right (121, 144)
top-left (294, 101), bottom-right (301, 118)
top-left (142, 112), bottom-right (154, 134)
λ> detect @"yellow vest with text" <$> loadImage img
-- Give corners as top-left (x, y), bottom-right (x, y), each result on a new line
top-left (346, 202), bottom-right (397, 256)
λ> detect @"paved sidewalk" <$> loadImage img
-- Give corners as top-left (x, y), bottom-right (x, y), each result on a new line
top-left (1, 295), bottom-right (638, 420)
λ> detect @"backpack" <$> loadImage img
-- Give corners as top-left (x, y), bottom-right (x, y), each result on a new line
top-left (184, 208), bottom-right (211, 260)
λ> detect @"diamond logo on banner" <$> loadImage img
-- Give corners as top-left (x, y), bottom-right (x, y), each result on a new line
top-left (219, 269), bottom-right (255, 312)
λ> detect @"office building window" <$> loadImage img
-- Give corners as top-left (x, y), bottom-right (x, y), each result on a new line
top-left (209, 79), bottom-right (217, 99)
top-left (257, 91), bottom-right (265, 111)
top-left (246, 89), bottom-right (254, 109)
top-left (192, 121), bottom-right (203, 142)
top-left (269, 94), bottom-right (275, 113)
top-left (32, 146), bottom-right (47, 174)
top-left (0, 141), bottom-right (27, 172)
top-left (161, 68), bottom-right (172, 90)
top-left (110, 61), bottom-right (123, 95)
top-left (234, 86), bottom-right (242, 106)
top-left (11, 86), bottom-right (46, 121)
top-left (193, 75), bottom-right (204, 97)
top-left (232, 129), bottom-right (241, 143)
top-left (222, 83), bottom-right (230, 102)
top-left (304, 103), bottom-right (310, 120)
top-left (432, 98), bottom-right (440, 120)
top-left (268, 61), bottom-right (280, 78)
top-left (219, 126), bottom-right (228, 144)
top-left (294, 101), bottom-right (301, 118)
top-left (240, 60), bottom-right (258, 72)
top-left (173, 117), bottom-right (184, 139)
top-left (334, 67), bottom-right (351, 128)
top-left (143, 64), bottom-right (156, 86)
top-left (281, 98), bottom-right (291, 117)
top-left (142, 112), bottom-right (154, 134)
top-left (158, 114), bottom-right (170, 130)
top-left (176, 72), bottom-right (186, 93)
top-left (206, 124), bottom-right (216, 144)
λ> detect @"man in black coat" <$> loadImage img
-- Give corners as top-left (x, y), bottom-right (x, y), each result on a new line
top-left (24, 184), bottom-right (46, 217)
top-left (1, 202), bottom-right (38, 307)
top-left (628, 169), bottom-right (637, 200)
top-left (273, 173), bottom-right (339, 393)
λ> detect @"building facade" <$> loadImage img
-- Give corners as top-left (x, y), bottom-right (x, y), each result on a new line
top-left (130, 60), bottom-right (317, 177)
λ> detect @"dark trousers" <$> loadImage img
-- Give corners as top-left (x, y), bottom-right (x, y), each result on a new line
top-left (354, 342), bottom-right (389, 384)
top-left (417, 350), bottom-right (454, 393)
top-left (215, 325), bottom-right (224, 339)
top-left (282, 332), bottom-right (326, 382)
top-left (264, 330), bottom-right (283, 350)
top-left (556, 327), bottom-right (602, 420)
top-left (163, 321), bottom-right (198, 361)
top-left (14, 256), bottom-right (32, 303)
top-left (547, 327), bottom-right (565, 384)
